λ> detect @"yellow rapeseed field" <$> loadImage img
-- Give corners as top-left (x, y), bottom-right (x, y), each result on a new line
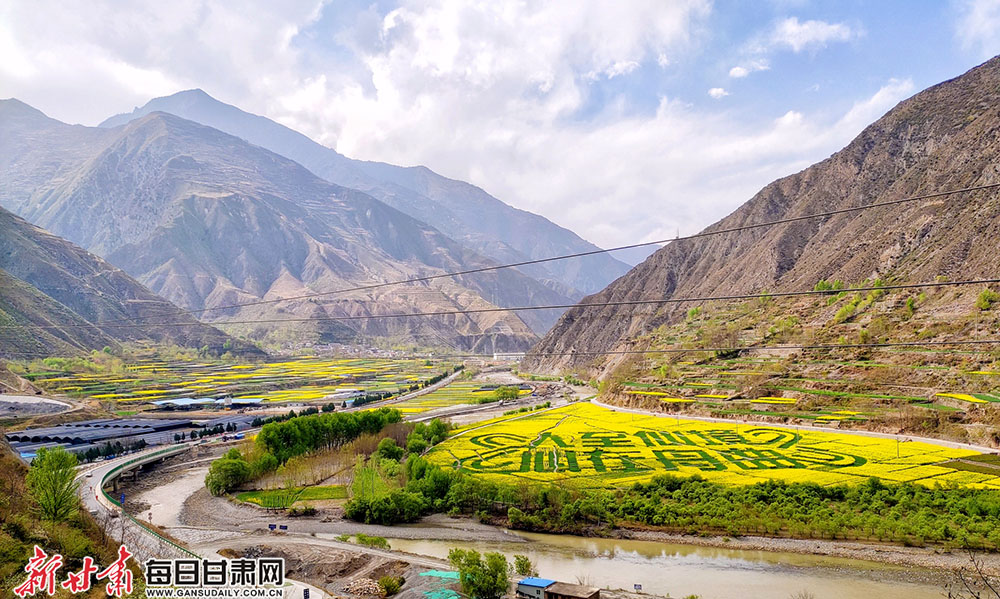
top-left (427, 402), bottom-right (1000, 489)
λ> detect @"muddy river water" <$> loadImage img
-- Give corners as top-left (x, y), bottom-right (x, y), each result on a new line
top-left (135, 461), bottom-right (951, 599)
top-left (390, 531), bottom-right (948, 599)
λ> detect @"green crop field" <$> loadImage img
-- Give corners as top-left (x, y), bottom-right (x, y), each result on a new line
top-left (236, 485), bottom-right (347, 508)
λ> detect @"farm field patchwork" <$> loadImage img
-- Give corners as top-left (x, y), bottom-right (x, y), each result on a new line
top-left (20, 357), bottom-right (455, 404)
top-left (428, 402), bottom-right (1000, 489)
top-left (392, 381), bottom-right (531, 414)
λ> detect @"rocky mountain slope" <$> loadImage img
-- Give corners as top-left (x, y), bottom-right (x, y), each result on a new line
top-left (100, 89), bottom-right (632, 296)
top-left (0, 206), bottom-right (254, 358)
top-left (0, 103), bottom-right (567, 351)
top-left (525, 56), bottom-right (1000, 375)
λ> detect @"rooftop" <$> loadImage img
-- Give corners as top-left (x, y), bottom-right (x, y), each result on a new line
top-left (546, 582), bottom-right (600, 597)
top-left (518, 578), bottom-right (556, 588)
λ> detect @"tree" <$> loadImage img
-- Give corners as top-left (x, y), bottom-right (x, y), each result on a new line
top-left (26, 447), bottom-right (79, 521)
top-left (493, 386), bottom-right (520, 403)
top-left (448, 548), bottom-right (510, 599)
top-left (205, 458), bottom-right (250, 496)
top-left (406, 435), bottom-right (429, 455)
top-left (376, 438), bottom-right (404, 462)
top-left (513, 554), bottom-right (536, 577)
top-left (947, 549), bottom-right (1000, 598)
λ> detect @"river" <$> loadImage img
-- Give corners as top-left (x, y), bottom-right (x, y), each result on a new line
top-left (389, 530), bottom-right (948, 599)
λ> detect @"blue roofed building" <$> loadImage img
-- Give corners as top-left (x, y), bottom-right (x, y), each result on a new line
top-left (517, 577), bottom-right (556, 599)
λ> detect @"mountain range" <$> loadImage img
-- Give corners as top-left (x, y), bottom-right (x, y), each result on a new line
top-left (0, 99), bottom-right (585, 352)
top-left (0, 205), bottom-right (255, 359)
top-left (100, 89), bottom-right (633, 298)
top-left (525, 56), bottom-right (1000, 375)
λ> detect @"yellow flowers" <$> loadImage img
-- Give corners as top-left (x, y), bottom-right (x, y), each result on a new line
top-left (936, 392), bottom-right (988, 404)
top-left (428, 402), bottom-right (1000, 489)
top-left (751, 397), bottom-right (796, 405)
top-left (35, 357), bottom-right (458, 404)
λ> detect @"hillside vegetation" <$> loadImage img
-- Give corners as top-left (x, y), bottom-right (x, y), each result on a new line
top-left (527, 56), bottom-right (1000, 376)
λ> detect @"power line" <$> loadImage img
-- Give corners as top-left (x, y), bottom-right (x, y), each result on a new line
top-left (518, 338), bottom-right (1000, 358)
top-left (2, 276), bottom-right (997, 331)
top-left (4, 338), bottom-right (998, 362)
top-left (5, 339), bottom-right (1000, 360)
top-left (90, 182), bottom-right (1000, 325)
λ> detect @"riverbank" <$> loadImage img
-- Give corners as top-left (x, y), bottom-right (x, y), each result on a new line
top-left (617, 527), bottom-right (999, 574)
top-left (120, 430), bottom-right (1000, 576)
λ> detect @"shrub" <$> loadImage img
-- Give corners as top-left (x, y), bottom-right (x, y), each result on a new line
top-left (355, 533), bottom-right (390, 549)
top-left (976, 288), bottom-right (1000, 310)
top-left (833, 294), bottom-right (862, 323)
top-left (513, 554), bottom-right (536, 577)
top-left (288, 505), bottom-right (317, 517)
top-left (379, 575), bottom-right (404, 596)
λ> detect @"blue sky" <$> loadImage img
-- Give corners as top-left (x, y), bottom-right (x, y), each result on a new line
top-left (1, 1), bottom-right (999, 257)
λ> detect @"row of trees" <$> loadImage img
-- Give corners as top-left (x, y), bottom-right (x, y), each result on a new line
top-left (342, 420), bottom-right (450, 523)
top-left (344, 451), bottom-right (1000, 549)
top-left (79, 439), bottom-right (148, 463)
top-left (205, 408), bottom-right (403, 495)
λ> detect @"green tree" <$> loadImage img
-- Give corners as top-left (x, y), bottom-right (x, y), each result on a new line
top-left (513, 554), bottom-right (536, 577)
top-left (406, 434), bottom-right (429, 455)
top-left (448, 548), bottom-right (510, 599)
top-left (205, 458), bottom-right (250, 496)
top-left (493, 386), bottom-right (520, 402)
top-left (376, 438), bottom-right (404, 462)
top-left (26, 447), bottom-right (79, 521)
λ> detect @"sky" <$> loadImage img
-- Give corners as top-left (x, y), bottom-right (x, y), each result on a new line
top-left (2, 0), bottom-right (1000, 258)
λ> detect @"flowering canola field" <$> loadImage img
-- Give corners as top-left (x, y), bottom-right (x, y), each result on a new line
top-left (26, 357), bottom-right (451, 404)
top-left (428, 402), bottom-right (1000, 489)
top-left (393, 382), bottom-right (532, 415)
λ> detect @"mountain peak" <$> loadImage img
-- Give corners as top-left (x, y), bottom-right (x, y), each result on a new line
top-left (0, 98), bottom-right (58, 127)
top-left (99, 88), bottom-right (232, 129)
top-left (96, 89), bottom-right (632, 295)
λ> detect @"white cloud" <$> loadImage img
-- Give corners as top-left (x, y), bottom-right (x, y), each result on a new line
top-left (955, 0), bottom-right (1000, 59)
top-left (728, 59), bottom-right (769, 78)
top-left (836, 78), bottom-right (914, 133)
top-left (708, 87), bottom-right (729, 98)
top-left (0, 1), bottom-right (917, 253)
top-left (769, 17), bottom-right (855, 52)
top-left (0, 0), bottom-right (324, 124)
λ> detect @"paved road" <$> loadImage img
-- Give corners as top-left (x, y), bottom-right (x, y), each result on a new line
top-left (77, 446), bottom-right (195, 561)
top-left (78, 446), bottom-right (329, 598)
